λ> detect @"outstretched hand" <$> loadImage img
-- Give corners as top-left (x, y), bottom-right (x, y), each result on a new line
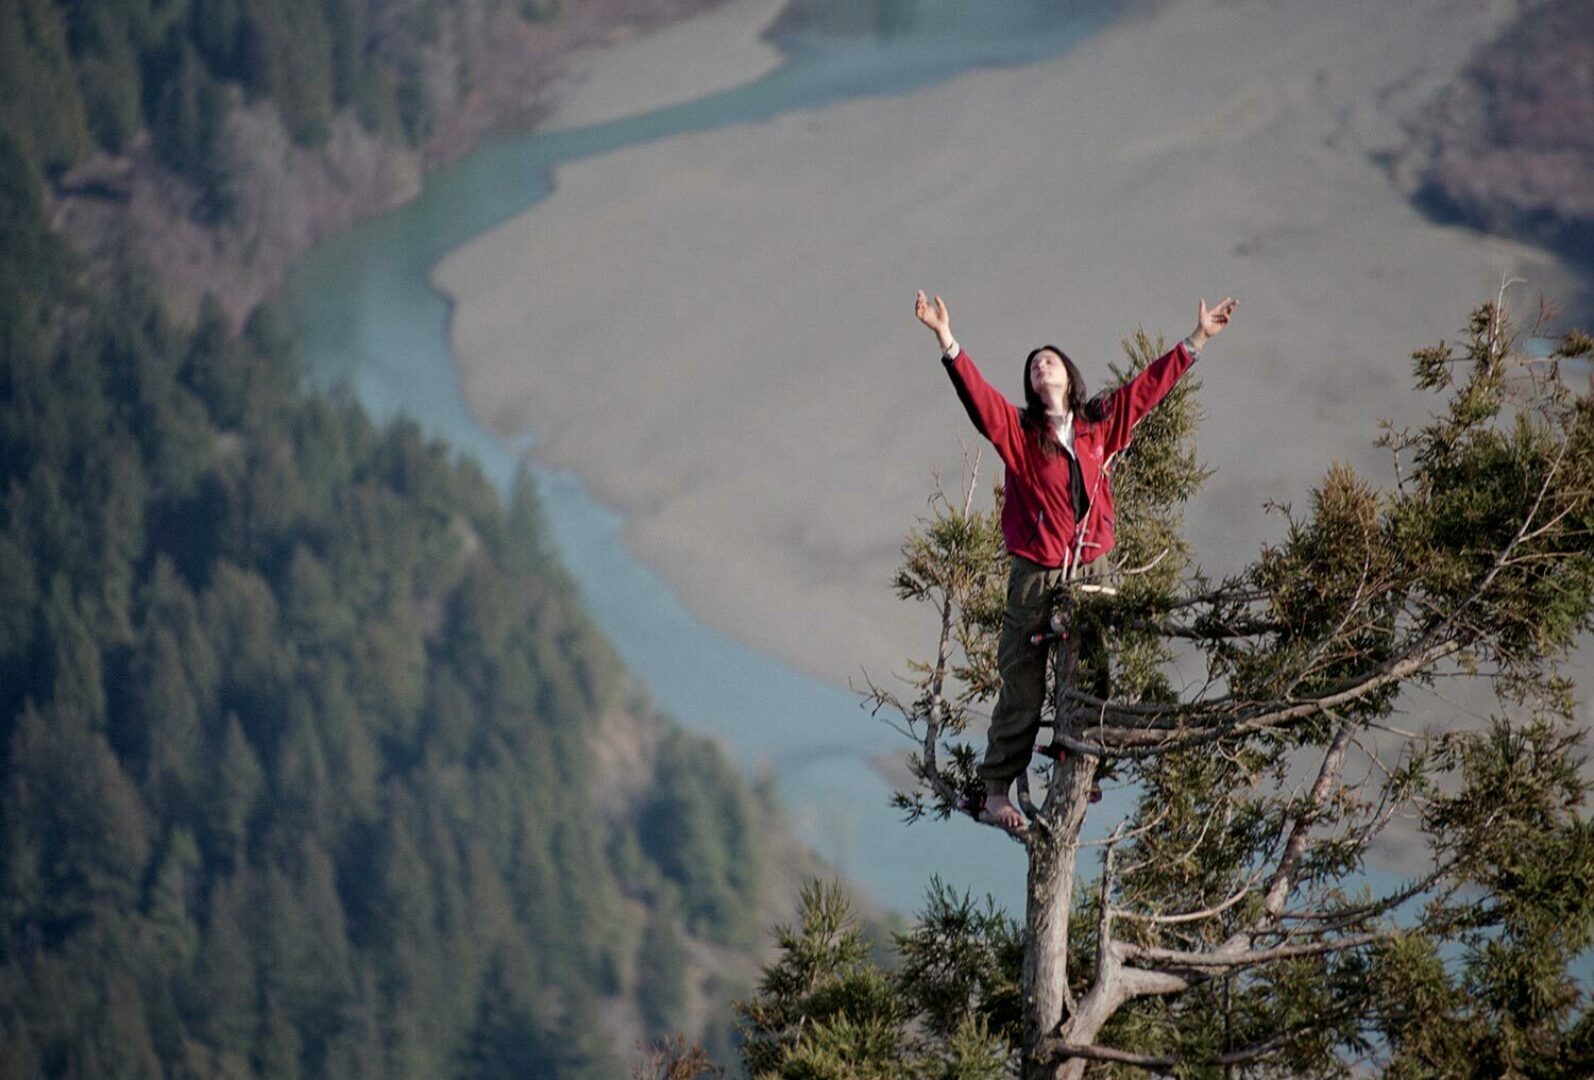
top-left (915, 290), bottom-right (955, 351)
top-left (1192, 296), bottom-right (1237, 349)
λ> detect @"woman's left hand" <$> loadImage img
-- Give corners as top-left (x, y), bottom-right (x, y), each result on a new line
top-left (1191, 296), bottom-right (1237, 349)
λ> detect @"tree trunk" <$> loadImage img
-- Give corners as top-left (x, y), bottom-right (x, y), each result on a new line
top-left (1021, 750), bottom-right (1097, 1079)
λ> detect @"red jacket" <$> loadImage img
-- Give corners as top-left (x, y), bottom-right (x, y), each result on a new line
top-left (943, 342), bottom-right (1196, 572)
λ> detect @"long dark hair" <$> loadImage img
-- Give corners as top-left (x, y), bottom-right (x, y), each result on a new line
top-left (1021, 345), bottom-right (1103, 457)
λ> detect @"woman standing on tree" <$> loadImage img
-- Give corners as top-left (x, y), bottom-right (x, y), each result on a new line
top-left (913, 289), bottom-right (1236, 834)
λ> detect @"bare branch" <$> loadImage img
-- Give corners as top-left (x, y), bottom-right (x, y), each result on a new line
top-left (1109, 547), bottom-right (1172, 579)
top-left (1277, 859), bottom-right (1458, 934)
top-left (1366, 719), bottom-right (1424, 740)
top-left (1093, 822), bottom-right (1127, 1002)
top-left (1126, 615), bottom-right (1282, 640)
top-left (1491, 274), bottom-right (1526, 361)
top-left (1262, 717), bottom-right (1357, 918)
top-left (1055, 638), bottom-right (1464, 759)
top-left (1075, 804), bottom-right (1170, 849)
top-left (1044, 1026), bottom-right (1318, 1071)
top-left (1119, 930), bottom-right (1385, 972)
top-left (1158, 584), bottom-right (1271, 611)
top-left (1113, 876), bottom-right (1260, 926)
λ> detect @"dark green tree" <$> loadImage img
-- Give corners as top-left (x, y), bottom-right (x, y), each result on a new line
top-left (191, 0), bottom-right (246, 78)
top-left (0, 0), bottom-right (90, 173)
top-left (182, 295), bottom-right (253, 427)
top-left (2, 702), bottom-right (152, 932)
top-left (67, 0), bottom-right (147, 151)
top-left (238, 0), bottom-right (334, 145)
top-left (738, 880), bottom-right (1010, 1079)
top-left (255, 991), bottom-right (305, 1079)
top-left (143, 825), bottom-right (202, 969)
top-left (188, 871), bottom-right (258, 1058)
top-left (41, 577), bottom-right (110, 727)
top-left (639, 730), bottom-right (763, 946)
top-left (546, 985), bottom-right (625, 1080)
top-left (127, 623), bottom-right (205, 817)
top-left (150, 41), bottom-right (235, 220)
top-left (202, 713), bottom-right (264, 867)
top-left (637, 895), bottom-right (691, 1041)
top-left (458, 954), bottom-right (550, 1079)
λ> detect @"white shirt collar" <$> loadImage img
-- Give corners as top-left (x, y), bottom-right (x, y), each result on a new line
top-left (1050, 411), bottom-right (1075, 455)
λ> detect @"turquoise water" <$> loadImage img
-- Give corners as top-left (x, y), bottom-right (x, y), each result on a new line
top-left (284, 0), bottom-right (1127, 915)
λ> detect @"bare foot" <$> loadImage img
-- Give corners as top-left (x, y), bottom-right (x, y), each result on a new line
top-left (979, 792), bottom-right (1028, 835)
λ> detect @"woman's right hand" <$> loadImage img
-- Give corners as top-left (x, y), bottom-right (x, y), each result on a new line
top-left (915, 290), bottom-right (955, 351)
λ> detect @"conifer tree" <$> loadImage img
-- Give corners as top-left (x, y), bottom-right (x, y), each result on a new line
top-left (770, 300), bottom-right (1594, 1077)
top-left (637, 895), bottom-right (691, 1041)
top-left (738, 880), bottom-right (1013, 1078)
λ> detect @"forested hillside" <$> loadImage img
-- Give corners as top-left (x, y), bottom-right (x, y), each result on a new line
top-left (0, 135), bottom-right (773, 1074)
top-left (0, 3), bottom-right (791, 1061)
top-left (6, 0), bottom-right (727, 319)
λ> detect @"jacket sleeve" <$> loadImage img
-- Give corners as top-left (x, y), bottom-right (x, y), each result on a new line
top-left (943, 347), bottom-right (1024, 467)
top-left (1098, 341), bottom-right (1196, 456)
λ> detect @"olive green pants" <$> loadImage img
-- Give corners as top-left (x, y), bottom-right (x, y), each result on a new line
top-left (979, 555), bottom-right (1109, 795)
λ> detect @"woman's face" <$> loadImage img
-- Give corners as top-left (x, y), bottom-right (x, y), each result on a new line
top-left (1029, 348), bottom-right (1071, 401)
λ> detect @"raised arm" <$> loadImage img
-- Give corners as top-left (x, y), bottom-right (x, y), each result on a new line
top-left (1100, 296), bottom-right (1236, 454)
top-left (916, 290), bottom-right (1024, 464)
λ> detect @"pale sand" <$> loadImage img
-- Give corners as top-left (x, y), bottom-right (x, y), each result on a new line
top-left (539, 0), bottom-right (787, 132)
top-left (435, 0), bottom-right (1583, 690)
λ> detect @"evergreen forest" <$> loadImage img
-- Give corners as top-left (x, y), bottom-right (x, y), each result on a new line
top-left (0, 0), bottom-right (558, 220)
top-left (0, 8), bottom-right (770, 1065)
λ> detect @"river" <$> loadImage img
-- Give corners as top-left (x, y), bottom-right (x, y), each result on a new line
top-left (284, 0), bottom-right (1130, 916)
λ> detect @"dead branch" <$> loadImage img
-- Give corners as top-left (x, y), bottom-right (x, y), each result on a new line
top-left (1118, 930), bottom-right (1385, 973)
top-left (1262, 717), bottom-right (1357, 918)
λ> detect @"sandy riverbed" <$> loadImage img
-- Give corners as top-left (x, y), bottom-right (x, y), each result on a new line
top-left (435, 0), bottom-right (1582, 690)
